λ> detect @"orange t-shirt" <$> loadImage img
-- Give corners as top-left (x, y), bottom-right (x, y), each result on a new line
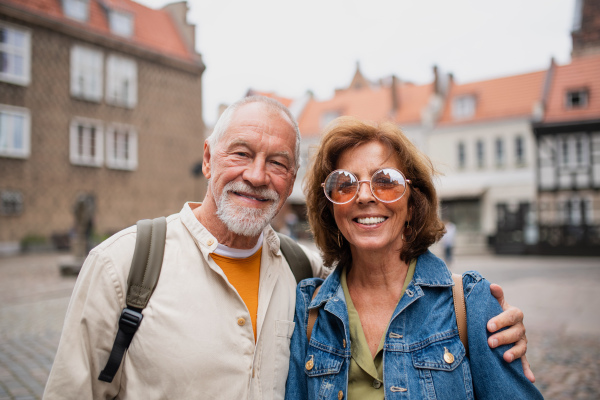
top-left (211, 249), bottom-right (262, 341)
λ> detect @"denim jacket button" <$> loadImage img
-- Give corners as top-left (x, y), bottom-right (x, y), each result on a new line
top-left (305, 355), bottom-right (314, 371)
top-left (444, 347), bottom-right (455, 364)
top-left (372, 379), bottom-right (382, 389)
top-left (337, 390), bottom-right (344, 399)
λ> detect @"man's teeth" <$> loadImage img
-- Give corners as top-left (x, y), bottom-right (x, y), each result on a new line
top-left (356, 217), bottom-right (386, 225)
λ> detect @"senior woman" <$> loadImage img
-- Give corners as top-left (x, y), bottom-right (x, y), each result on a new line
top-left (285, 117), bottom-right (542, 399)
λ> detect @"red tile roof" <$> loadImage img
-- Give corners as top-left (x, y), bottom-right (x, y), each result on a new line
top-left (1, 0), bottom-right (194, 62)
top-left (246, 89), bottom-right (294, 108)
top-left (542, 54), bottom-right (600, 124)
top-left (438, 70), bottom-right (546, 125)
top-left (297, 81), bottom-right (433, 138)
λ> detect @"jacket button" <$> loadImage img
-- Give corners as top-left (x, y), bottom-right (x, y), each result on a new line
top-left (305, 355), bottom-right (314, 371)
top-left (337, 390), bottom-right (344, 399)
top-left (237, 318), bottom-right (246, 326)
top-left (372, 379), bottom-right (382, 389)
top-left (443, 347), bottom-right (454, 363)
top-left (207, 239), bottom-right (214, 246)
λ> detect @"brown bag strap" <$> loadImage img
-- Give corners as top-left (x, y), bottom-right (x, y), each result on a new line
top-left (306, 285), bottom-right (321, 341)
top-left (451, 273), bottom-right (469, 357)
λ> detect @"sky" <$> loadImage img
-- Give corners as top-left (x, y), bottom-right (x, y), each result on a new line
top-left (136, 0), bottom-right (576, 126)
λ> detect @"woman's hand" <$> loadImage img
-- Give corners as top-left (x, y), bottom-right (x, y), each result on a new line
top-left (487, 283), bottom-right (535, 383)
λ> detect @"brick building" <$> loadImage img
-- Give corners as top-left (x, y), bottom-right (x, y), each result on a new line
top-left (0, 0), bottom-right (206, 254)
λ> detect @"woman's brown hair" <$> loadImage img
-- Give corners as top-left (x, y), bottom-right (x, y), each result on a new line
top-left (305, 116), bottom-right (445, 267)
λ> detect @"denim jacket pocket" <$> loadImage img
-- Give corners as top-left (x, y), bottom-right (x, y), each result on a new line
top-left (303, 348), bottom-right (345, 400)
top-left (303, 348), bottom-right (344, 377)
top-left (412, 336), bottom-right (465, 371)
top-left (411, 337), bottom-right (473, 400)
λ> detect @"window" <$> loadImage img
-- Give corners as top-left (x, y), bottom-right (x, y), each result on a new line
top-left (452, 95), bottom-right (476, 120)
top-left (0, 190), bottom-right (23, 216)
top-left (63, 0), bottom-right (89, 22)
top-left (0, 104), bottom-right (30, 158)
top-left (0, 23), bottom-right (31, 86)
top-left (106, 54), bottom-right (137, 108)
top-left (70, 118), bottom-right (103, 167)
top-left (495, 138), bottom-right (504, 167)
top-left (108, 10), bottom-right (134, 37)
top-left (476, 140), bottom-right (484, 169)
top-left (106, 124), bottom-right (137, 170)
top-left (515, 136), bottom-right (525, 166)
top-left (457, 141), bottom-right (466, 169)
top-left (565, 89), bottom-right (588, 109)
top-left (559, 134), bottom-right (589, 167)
top-left (71, 45), bottom-right (103, 102)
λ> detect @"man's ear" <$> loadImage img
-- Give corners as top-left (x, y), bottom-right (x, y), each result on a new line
top-left (202, 140), bottom-right (212, 179)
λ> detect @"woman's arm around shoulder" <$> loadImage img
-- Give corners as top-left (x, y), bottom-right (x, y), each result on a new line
top-left (462, 272), bottom-right (544, 400)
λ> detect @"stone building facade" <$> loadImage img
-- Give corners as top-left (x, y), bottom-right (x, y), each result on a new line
top-left (0, 0), bottom-right (205, 253)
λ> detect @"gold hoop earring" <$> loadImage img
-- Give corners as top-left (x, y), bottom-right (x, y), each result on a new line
top-left (337, 231), bottom-right (343, 247)
top-left (403, 221), bottom-right (413, 241)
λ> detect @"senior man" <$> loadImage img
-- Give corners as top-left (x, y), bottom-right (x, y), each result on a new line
top-left (44, 96), bottom-right (532, 399)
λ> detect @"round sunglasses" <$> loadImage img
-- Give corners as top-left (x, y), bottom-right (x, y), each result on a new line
top-left (321, 168), bottom-right (411, 204)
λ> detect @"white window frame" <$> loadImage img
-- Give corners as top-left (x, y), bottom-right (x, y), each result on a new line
top-left (476, 140), bottom-right (485, 169)
top-left (70, 117), bottom-right (103, 167)
top-left (565, 89), bottom-right (589, 109)
top-left (0, 104), bottom-right (31, 159)
top-left (0, 22), bottom-right (31, 86)
top-left (108, 10), bottom-right (134, 37)
top-left (106, 54), bottom-right (137, 108)
top-left (452, 95), bottom-right (476, 120)
top-left (558, 134), bottom-right (589, 168)
top-left (70, 45), bottom-right (103, 102)
top-left (495, 138), bottom-right (505, 167)
top-left (63, 0), bottom-right (90, 22)
top-left (515, 135), bottom-right (526, 166)
top-left (457, 141), bottom-right (466, 169)
top-left (106, 123), bottom-right (138, 170)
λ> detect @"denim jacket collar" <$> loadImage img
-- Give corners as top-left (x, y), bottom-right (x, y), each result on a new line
top-left (309, 250), bottom-right (453, 313)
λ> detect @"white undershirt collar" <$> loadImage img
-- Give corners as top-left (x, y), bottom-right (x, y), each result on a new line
top-left (214, 233), bottom-right (264, 258)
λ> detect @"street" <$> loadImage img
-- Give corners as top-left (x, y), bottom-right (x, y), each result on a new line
top-left (0, 250), bottom-right (599, 399)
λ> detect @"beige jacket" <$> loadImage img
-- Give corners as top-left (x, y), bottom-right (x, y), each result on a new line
top-left (43, 203), bottom-right (324, 400)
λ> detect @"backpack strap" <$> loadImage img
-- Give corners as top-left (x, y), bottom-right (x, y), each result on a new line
top-left (98, 217), bottom-right (167, 383)
top-left (277, 232), bottom-right (313, 283)
top-left (306, 285), bottom-right (321, 341)
top-left (451, 273), bottom-right (469, 357)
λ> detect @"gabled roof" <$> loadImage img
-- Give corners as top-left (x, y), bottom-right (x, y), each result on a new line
top-left (542, 54), bottom-right (600, 124)
top-left (438, 70), bottom-right (546, 125)
top-left (1, 0), bottom-right (195, 63)
top-left (297, 81), bottom-right (433, 138)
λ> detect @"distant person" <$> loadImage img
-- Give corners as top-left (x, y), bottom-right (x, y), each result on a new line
top-left (442, 218), bottom-right (457, 265)
top-left (286, 117), bottom-right (541, 399)
top-left (44, 98), bottom-right (531, 399)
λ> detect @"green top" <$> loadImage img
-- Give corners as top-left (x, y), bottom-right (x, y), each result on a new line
top-left (341, 259), bottom-right (416, 400)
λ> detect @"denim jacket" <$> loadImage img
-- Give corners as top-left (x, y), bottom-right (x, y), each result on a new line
top-left (285, 250), bottom-right (543, 400)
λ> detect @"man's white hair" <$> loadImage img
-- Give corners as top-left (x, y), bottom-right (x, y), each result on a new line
top-left (207, 96), bottom-right (301, 171)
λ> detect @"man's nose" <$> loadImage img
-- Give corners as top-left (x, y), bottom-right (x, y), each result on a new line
top-left (243, 159), bottom-right (269, 187)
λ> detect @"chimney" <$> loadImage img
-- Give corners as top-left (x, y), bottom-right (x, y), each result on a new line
top-left (391, 75), bottom-right (399, 113)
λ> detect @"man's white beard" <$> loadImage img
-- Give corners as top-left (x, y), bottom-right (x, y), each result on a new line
top-left (214, 181), bottom-right (281, 237)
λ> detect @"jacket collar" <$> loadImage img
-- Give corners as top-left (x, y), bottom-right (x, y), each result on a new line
top-left (310, 249), bottom-right (453, 309)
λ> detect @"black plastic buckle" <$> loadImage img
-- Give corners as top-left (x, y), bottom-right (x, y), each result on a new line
top-left (119, 308), bottom-right (143, 335)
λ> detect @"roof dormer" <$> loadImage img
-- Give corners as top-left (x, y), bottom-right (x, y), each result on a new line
top-left (63, 0), bottom-right (90, 22)
top-left (451, 94), bottom-right (476, 120)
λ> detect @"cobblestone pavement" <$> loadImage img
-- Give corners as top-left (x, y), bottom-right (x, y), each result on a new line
top-left (0, 251), bottom-right (599, 399)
